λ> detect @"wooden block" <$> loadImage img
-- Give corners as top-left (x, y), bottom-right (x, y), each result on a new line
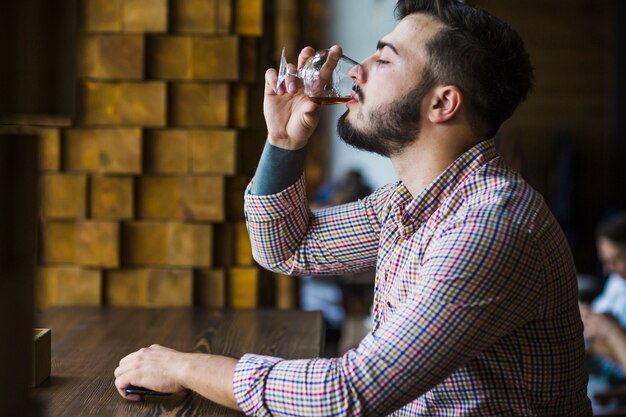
top-left (83, 0), bottom-right (167, 33)
top-left (166, 223), bottom-right (212, 266)
top-left (228, 267), bottom-right (258, 309)
top-left (39, 128), bottom-right (61, 171)
top-left (239, 37), bottom-right (259, 83)
top-left (216, 0), bottom-right (233, 34)
top-left (138, 175), bottom-right (224, 221)
top-left (171, 0), bottom-right (232, 34)
top-left (148, 36), bottom-right (193, 80)
top-left (144, 129), bottom-right (190, 173)
top-left (40, 221), bottom-right (119, 267)
top-left (83, 0), bottom-right (123, 32)
top-left (64, 128), bottom-right (142, 174)
top-left (169, 82), bottom-right (229, 127)
top-left (107, 268), bottom-right (193, 307)
top-left (274, 0), bottom-right (299, 56)
top-left (231, 84), bottom-right (249, 128)
top-left (231, 83), bottom-right (264, 129)
top-left (35, 266), bottom-right (102, 308)
top-left (90, 175), bottom-right (134, 219)
top-left (275, 273), bottom-right (298, 309)
top-left (189, 129), bottom-right (236, 174)
top-left (236, 0), bottom-right (263, 36)
top-left (123, 221), bottom-right (212, 266)
top-left (148, 36), bottom-right (238, 80)
top-left (144, 129), bottom-right (237, 175)
top-left (75, 221), bottom-right (120, 267)
top-left (124, 0), bottom-right (168, 33)
top-left (40, 221), bottom-right (77, 264)
top-left (233, 222), bottom-right (253, 265)
top-left (31, 329), bottom-right (51, 387)
top-left (213, 222), bottom-right (253, 266)
top-left (41, 174), bottom-right (87, 218)
top-left (123, 222), bottom-right (167, 266)
top-left (194, 268), bottom-right (225, 308)
top-left (192, 36), bottom-right (238, 80)
top-left (80, 81), bottom-right (166, 126)
top-left (225, 175), bottom-right (251, 221)
top-left (78, 34), bottom-right (144, 79)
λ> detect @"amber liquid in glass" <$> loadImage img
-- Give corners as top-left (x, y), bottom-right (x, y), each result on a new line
top-left (308, 97), bottom-right (351, 105)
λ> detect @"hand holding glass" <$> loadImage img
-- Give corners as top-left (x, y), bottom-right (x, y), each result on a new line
top-left (276, 48), bottom-right (360, 105)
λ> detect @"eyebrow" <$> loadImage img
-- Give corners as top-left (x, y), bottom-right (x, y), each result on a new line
top-left (377, 40), bottom-right (399, 56)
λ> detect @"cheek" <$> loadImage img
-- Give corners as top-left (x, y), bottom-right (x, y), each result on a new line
top-left (367, 67), bottom-right (411, 100)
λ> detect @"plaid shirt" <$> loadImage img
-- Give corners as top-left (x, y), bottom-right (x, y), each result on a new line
top-left (235, 140), bottom-right (591, 416)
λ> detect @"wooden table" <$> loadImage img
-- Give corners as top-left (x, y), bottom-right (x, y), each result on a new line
top-left (32, 307), bottom-right (324, 416)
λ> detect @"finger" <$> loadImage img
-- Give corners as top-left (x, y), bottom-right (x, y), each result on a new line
top-left (297, 46), bottom-right (316, 71)
top-left (118, 350), bottom-right (138, 367)
top-left (114, 374), bottom-right (142, 401)
top-left (285, 63), bottom-right (299, 94)
top-left (114, 359), bottom-right (136, 377)
top-left (329, 44), bottom-right (343, 54)
top-left (317, 47), bottom-right (342, 87)
top-left (150, 344), bottom-right (176, 354)
top-left (328, 44), bottom-right (343, 60)
top-left (265, 68), bottom-right (279, 94)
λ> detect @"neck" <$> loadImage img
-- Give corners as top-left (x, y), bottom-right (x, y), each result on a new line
top-left (390, 126), bottom-right (480, 197)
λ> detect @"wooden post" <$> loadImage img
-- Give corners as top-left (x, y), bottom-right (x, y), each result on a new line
top-left (0, 132), bottom-right (39, 416)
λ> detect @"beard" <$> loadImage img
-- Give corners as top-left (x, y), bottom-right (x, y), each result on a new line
top-left (337, 75), bottom-right (434, 157)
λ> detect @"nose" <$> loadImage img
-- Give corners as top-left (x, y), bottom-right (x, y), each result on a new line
top-left (349, 61), bottom-right (365, 83)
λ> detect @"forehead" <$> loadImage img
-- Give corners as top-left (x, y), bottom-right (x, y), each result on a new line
top-left (598, 237), bottom-right (626, 258)
top-left (383, 13), bottom-right (446, 58)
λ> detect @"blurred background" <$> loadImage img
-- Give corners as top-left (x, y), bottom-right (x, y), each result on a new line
top-left (1, 0), bottom-right (624, 413)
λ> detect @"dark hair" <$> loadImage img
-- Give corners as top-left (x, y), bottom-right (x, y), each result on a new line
top-left (395, 0), bottom-right (534, 139)
top-left (596, 212), bottom-right (626, 245)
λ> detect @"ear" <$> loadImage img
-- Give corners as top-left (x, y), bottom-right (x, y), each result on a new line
top-left (427, 85), bottom-right (463, 124)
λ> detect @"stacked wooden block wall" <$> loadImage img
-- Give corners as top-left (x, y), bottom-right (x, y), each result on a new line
top-left (36, 0), bottom-right (279, 309)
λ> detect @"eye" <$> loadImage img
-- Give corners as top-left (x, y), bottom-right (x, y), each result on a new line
top-left (376, 59), bottom-right (389, 65)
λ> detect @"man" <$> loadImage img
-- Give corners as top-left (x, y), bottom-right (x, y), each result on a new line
top-left (114, 0), bottom-right (591, 415)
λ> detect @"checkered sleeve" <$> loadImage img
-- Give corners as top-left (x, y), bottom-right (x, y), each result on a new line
top-left (233, 208), bottom-right (555, 416)
top-left (244, 175), bottom-right (393, 276)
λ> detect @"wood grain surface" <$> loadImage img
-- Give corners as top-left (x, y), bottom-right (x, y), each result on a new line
top-left (32, 307), bottom-right (324, 416)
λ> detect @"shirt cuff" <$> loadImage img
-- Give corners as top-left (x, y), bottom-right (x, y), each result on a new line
top-left (233, 353), bottom-right (283, 416)
top-left (244, 174), bottom-right (307, 223)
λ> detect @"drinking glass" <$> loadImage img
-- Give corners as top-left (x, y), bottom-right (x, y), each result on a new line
top-left (276, 47), bottom-right (360, 105)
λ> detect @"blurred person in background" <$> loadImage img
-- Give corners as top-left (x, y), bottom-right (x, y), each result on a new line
top-left (581, 212), bottom-right (626, 411)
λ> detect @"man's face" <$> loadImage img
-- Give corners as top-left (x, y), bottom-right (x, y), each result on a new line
top-left (597, 237), bottom-right (626, 278)
top-left (337, 14), bottom-right (444, 157)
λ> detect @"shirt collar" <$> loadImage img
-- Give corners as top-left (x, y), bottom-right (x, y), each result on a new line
top-left (394, 139), bottom-right (500, 230)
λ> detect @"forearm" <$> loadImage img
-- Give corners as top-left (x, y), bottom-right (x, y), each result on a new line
top-left (180, 353), bottom-right (241, 411)
top-left (251, 141), bottom-right (307, 195)
top-left (605, 330), bottom-right (626, 370)
top-left (589, 337), bottom-right (614, 359)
